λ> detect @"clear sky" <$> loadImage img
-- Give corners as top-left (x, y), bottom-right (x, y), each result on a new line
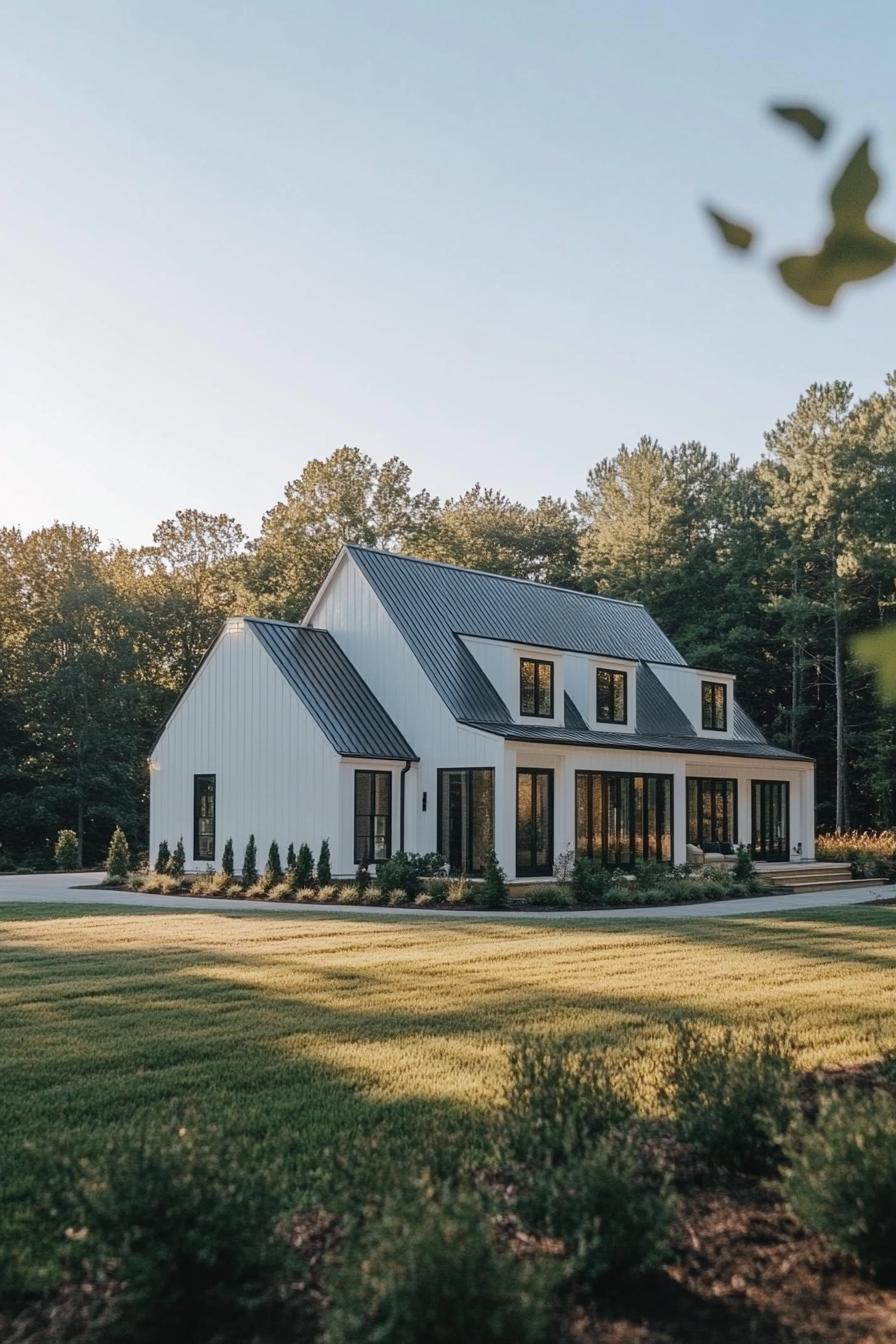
top-left (2, 1), bottom-right (894, 547)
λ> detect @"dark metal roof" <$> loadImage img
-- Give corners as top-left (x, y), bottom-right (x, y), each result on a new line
top-left (634, 664), bottom-right (696, 737)
top-left (462, 719), bottom-right (811, 762)
top-left (247, 620), bottom-right (417, 761)
top-left (346, 545), bottom-right (684, 723)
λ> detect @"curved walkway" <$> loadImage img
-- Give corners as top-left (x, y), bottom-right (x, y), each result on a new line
top-left (0, 872), bottom-right (888, 920)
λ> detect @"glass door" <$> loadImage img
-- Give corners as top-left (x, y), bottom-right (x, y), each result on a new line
top-left (437, 769), bottom-right (495, 875)
top-left (751, 781), bottom-right (789, 861)
top-left (516, 769), bottom-right (554, 877)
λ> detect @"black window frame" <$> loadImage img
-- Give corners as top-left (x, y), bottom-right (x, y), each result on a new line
top-left (575, 769), bottom-right (674, 867)
top-left (751, 780), bottom-right (790, 862)
top-left (701, 680), bottom-right (728, 731)
top-left (516, 767), bottom-right (554, 877)
top-left (596, 667), bottom-right (628, 724)
top-left (686, 777), bottom-right (738, 848)
top-left (436, 767), bottom-right (495, 876)
top-left (354, 769), bottom-right (393, 866)
top-left (519, 657), bottom-right (554, 719)
top-left (193, 774), bottom-right (216, 862)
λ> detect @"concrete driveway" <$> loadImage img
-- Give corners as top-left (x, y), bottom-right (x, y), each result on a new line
top-left (0, 871), bottom-right (889, 920)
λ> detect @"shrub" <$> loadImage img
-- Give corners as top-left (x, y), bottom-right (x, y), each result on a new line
top-left (292, 887), bottom-right (317, 903)
top-left (155, 839), bottom-right (171, 874)
top-left (816, 829), bottom-right (896, 863)
top-left (478, 850), bottom-right (509, 909)
top-left (784, 1091), bottom-right (896, 1282)
top-left (355, 864), bottom-right (371, 894)
top-left (242, 835), bottom-right (258, 888)
top-left (337, 885), bottom-right (360, 904)
top-left (388, 889), bottom-right (411, 907)
top-left (167, 837), bottom-right (186, 879)
top-left (323, 1182), bottom-right (551, 1344)
top-left (378, 852), bottom-right (423, 898)
top-left (221, 838), bottom-right (235, 878)
top-left (105, 827), bottom-right (131, 884)
top-left (503, 1037), bottom-right (635, 1171)
top-left (360, 884), bottom-right (384, 906)
top-left (317, 839), bottom-right (332, 886)
top-left (294, 843), bottom-right (314, 889)
top-left (570, 858), bottom-right (610, 904)
top-left (190, 872), bottom-right (233, 896)
top-left (244, 881), bottom-right (268, 900)
top-left (265, 881), bottom-right (294, 902)
top-left (54, 828), bottom-right (79, 870)
top-left (315, 884), bottom-right (338, 903)
top-left (286, 842), bottom-right (297, 873)
top-left (518, 1132), bottom-right (676, 1287)
top-left (423, 877), bottom-right (449, 900)
top-left (447, 876), bottom-right (473, 905)
top-left (523, 887), bottom-right (576, 910)
top-left (664, 1021), bottom-right (797, 1174)
top-left (632, 859), bottom-right (670, 892)
top-left (56, 1123), bottom-right (305, 1343)
top-left (264, 841), bottom-right (283, 888)
top-left (552, 847), bottom-right (576, 886)
top-left (733, 843), bottom-right (755, 883)
top-left (140, 873), bottom-right (181, 895)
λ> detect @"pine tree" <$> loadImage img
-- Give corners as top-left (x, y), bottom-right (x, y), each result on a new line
top-left (168, 837), bottom-right (186, 877)
top-left (293, 842), bottom-right (313, 889)
top-left (286, 842), bottom-right (297, 872)
top-left (317, 838), bottom-right (332, 886)
top-left (264, 840), bottom-right (283, 888)
top-left (242, 834), bottom-right (258, 887)
top-left (105, 826), bottom-right (130, 884)
top-left (479, 849), bottom-right (509, 909)
top-left (355, 863), bottom-right (371, 894)
top-left (221, 837), bottom-right (234, 878)
top-left (54, 828), bottom-right (79, 870)
top-left (155, 839), bottom-right (171, 874)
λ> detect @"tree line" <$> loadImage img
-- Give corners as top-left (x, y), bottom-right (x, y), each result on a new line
top-left (1, 377), bottom-right (894, 867)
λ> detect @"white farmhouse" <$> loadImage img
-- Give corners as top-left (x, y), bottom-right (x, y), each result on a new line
top-left (149, 545), bottom-right (815, 878)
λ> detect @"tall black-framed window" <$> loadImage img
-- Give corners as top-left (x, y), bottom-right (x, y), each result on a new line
top-left (596, 668), bottom-right (627, 724)
top-left (575, 770), bottom-right (673, 867)
top-left (437, 768), bottom-right (495, 875)
top-left (520, 658), bottom-right (554, 718)
top-left (193, 774), bottom-right (216, 862)
top-left (516, 768), bottom-right (554, 876)
top-left (354, 770), bottom-right (392, 865)
top-left (751, 780), bottom-right (789, 862)
top-left (687, 778), bottom-right (737, 848)
top-left (701, 680), bottom-right (728, 731)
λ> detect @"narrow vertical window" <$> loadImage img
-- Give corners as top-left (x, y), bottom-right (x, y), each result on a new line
top-left (519, 658), bottom-right (554, 718)
top-left (701, 680), bottom-right (727, 731)
top-left (354, 770), bottom-right (392, 865)
top-left (193, 774), bottom-right (216, 862)
top-left (596, 668), bottom-right (627, 723)
top-left (437, 768), bottom-right (495, 875)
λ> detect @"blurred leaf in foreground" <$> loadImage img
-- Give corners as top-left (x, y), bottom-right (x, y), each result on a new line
top-left (778, 138), bottom-right (896, 307)
top-left (705, 207), bottom-right (754, 250)
top-left (771, 104), bottom-right (828, 143)
top-left (853, 626), bottom-right (896, 701)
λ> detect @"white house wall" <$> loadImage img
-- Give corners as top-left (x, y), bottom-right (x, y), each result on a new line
top-left (149, 622), bottom-right (345, 872)
top-left (308, 553), bottom-right (505, 857)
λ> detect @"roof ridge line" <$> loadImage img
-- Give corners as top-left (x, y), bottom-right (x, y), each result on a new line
top-left (345, 543), bottom-right (648, 609)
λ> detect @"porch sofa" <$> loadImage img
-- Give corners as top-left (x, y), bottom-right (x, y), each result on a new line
top-left (685, 841), bottom-right (737, 868)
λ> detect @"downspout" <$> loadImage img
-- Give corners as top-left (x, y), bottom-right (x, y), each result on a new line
top-left (399, 760), bottom-right (412, 853)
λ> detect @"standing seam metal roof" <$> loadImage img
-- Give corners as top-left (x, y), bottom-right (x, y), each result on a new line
top-left (346, 545), bottom-right (685, 724)
top-left (247, 620), bottom-right (417, 761)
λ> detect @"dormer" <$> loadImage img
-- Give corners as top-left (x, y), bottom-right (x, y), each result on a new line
top-left (512, 644), bottom-right (564, 727)
top-left (646, 663), bottom-right (736, 739)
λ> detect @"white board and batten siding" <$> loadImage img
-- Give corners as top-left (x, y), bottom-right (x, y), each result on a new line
top-left (308, 552), bottom-right (505, 858)
top-left (149, 620), bottom-right (344, 873)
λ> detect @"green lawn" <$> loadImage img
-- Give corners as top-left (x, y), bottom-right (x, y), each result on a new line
top-left (3, 900), bottom-right (896, 1216)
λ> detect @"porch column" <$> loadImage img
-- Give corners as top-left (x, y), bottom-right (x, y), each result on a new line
top-left (672, 764), bottom-right (687, 865)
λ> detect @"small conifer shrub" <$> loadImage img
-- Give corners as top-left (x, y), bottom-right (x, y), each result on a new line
top-left (54, 828), bottom-right (79, 871)
top-left (221, 837), bottom-right (234, 878)
top-left (105, 827), bottom-right (131, 884)
top-left (317, 838), bottom-right (332, 886)
top-left (286, 842), bottom-right (297, 872)
top-left (264, 841), bottom-right (283, 888)
top-left (355, 864), bottom-right (371, 894)
top-left (168, 837), bottom-right (186, 878)
top-left (242, 835), bottom-right (258, 888)
top-left (293, 842), bottom-right (314, 889)
top-left (155, 839), bottom-right (171, 874)
top-left (479, 849), bottom-right (509, 909)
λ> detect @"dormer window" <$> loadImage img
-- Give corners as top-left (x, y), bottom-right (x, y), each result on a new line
top-left (520, 658), bottom-right (554, 718)
top-left (596, 668), bottom-right (627, 724)
top-left (701, 680), bottom-right (727, 731)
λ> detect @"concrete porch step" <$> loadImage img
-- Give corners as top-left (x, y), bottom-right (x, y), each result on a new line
top-left (766, 876), bottom-right (882, 895)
